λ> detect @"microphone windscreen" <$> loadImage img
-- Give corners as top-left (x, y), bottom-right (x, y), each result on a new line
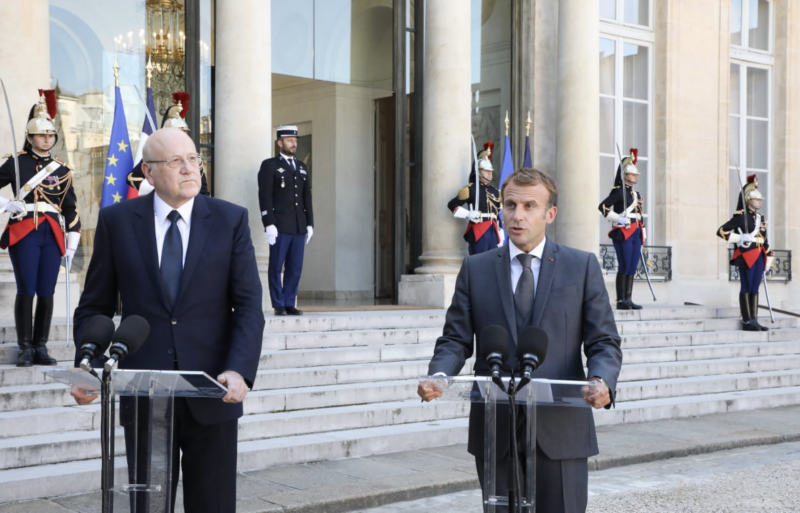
top-left (112, 315), bottom-right (151, 355)
top-left (80, 315), bottom-right (116, 352)
top-left (479, 324), bottom-right (512, 360)
top-left (517, 326), bottom-right (549, 365)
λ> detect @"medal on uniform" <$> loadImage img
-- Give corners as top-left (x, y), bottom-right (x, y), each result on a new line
top-left (278, 167), bottom-right (286, 188)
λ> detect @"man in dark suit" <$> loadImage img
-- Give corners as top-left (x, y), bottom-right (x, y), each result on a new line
top-left (71, 128), bottom-right (265, 512)
top-left (257, 125), bottom-right (314, 316)
top-left (418, 168), bottom-right (622, 513)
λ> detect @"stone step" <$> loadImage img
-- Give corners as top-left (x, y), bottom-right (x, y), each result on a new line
top-left (0, 383), bottom-right (74, 413)
top-left (616, 316), bottom-right (797, 335)
top-left (620, 340), bottom-right (800, 365)
top-left (259, 342), bottom-right (434, 368)
top-left (0, 419), bottom-right (470, 504)
top-left (261, 310), bottom-right (446, 334)
top-left (620, 326), bottom-right (800, 349)
top-left (595, 385), bottom-right (800, 426)
top-left (0, 404), bottom-right (99, 440)
top-left (252, 359), bottom-right (431, 391)
top-left (612, 306), bottom-right (729, 322)
top-left (618, 354), bottom-right (800, 382)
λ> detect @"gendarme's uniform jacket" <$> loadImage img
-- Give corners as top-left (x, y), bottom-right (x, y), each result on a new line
top-left (447, 181), bottom-right (501, 243)
top-left (717, 207), bottom-right (773, 268)
top-left (598, 184), bottom-right (644, 242)
top-left (0, 151), bottom-right (80, 252)
top-left (257, 154), bottom-right (313, 235)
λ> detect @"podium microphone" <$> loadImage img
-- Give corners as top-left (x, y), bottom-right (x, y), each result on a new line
top-left (78, 316), bottom-right (116, 373)
top-left (103, 316), bottom-right (150, 373)
top-left (516, 326), bottom-right (549, 390)
top-left (479, 325), bottom-right (512, 389)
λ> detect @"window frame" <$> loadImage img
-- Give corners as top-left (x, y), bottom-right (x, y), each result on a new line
top-left (600, 0), bottom-right (653, 31)
top-left (730, 0), bottom-right (774, 56)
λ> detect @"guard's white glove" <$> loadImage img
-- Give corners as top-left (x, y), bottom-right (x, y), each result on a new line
top-left (497, 228), bottom-right (506, 248)
top-left (5, 200), bottom-right (25, 215)
top-left (306, 226), bottom-right (313, 245)
top-left (65, 231), bottom-right (81, 272)
top-left (740, 233), bottom-right (752, 243)
top-left (642, 227), bottom-right (647, 244)
top-left (617, 216), bottom-right (631, 227)
top-left (468, 210), bottom-right (483, 223)
top-left (453, 207), bottom-right (470, 219)
top-left (265, 225), bottom-right (278, 246)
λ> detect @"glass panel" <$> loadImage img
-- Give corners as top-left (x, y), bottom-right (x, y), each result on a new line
top-left (599, 38), bottom-right (616, 96)
top-left (623, 43), bottom-right (649, 101)
top-left (624, 0), bottom-right (649, 27)
top-left (272, 0), bottom-right (314, 79)
top-left (200, 0), bottom-right (214, 194)
top-left (730, 115), bottom-right (740, 167)
top-left (746, 67), bottom-right (769, 118)
top-left (730, 63), bottom-right (741, 115)
top-left (748, 0), bottom-right (771, 52)
top-left (315, 0), bottom-right (352, 83)
top-left (731, 0), bottom-right (743, 46)
top-left (600, 0), bottom-right (616, 20)
top-left (600, 98), bottom-right (616, 155)
top-left (746, 118), bottom-right (768, 169)
top-left (623, 101), bottom-right (648, 157)
top-left (471, 0), bottom-right (482, 84)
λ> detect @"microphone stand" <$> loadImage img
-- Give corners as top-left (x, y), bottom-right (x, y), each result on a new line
top-left (490, 369), bottom-right (522, 513)
top-left (101, 367), bottom-right (114, 513)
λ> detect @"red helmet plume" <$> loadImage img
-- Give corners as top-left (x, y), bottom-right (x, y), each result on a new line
top-left (171, 92), bottom-right (190, 119)
top-left (37, 89), bottom-right (57, 119)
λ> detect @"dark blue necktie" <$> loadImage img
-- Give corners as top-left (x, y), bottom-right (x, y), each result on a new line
top-left (161, 210), bottom-right (183, 309)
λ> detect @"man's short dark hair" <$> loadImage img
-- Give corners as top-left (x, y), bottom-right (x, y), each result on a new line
top-left (501, 168), bottom-right (558, 209)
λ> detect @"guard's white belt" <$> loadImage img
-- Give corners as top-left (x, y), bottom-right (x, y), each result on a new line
top-left (25, 202), bottom-right (60, 214)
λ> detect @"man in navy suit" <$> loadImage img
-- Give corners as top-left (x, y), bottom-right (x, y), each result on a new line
top-left (258, 125), bottom-right (314, 316)
top-left (72, 128), bottom-right (265, 512)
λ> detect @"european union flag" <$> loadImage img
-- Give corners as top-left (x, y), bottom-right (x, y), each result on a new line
top-left (101, 86), bottom-right (133, 208)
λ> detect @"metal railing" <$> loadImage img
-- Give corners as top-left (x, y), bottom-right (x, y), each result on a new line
top-left (729, 248), bottom-right (792, 282)
top-left (600, 245), bottom-right (672, 282)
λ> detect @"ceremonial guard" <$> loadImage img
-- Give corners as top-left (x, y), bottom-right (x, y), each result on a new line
top-left (598, 148), bottom-right (645, 310)
top-left (447, 142), bottom-right (503, 255)
top-left (258, 125), bottom-right (314, 316)
top-left (126, 92), bottom-right (209, 197)
top-left (0, 92), bottom-right (81, 366)
top-left (717, 175), bottom-right (773, 331)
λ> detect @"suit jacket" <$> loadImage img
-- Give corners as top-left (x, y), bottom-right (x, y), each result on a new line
top-left (257, 155), bottom-right (313, 234)
top-left (428, 239), bottom-right (622, 460)
top-left (73, 193), bottom-right (265, 426)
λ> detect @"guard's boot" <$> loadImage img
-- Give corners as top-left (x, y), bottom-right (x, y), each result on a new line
top-left (749, 293), bottom-right (769, 331)
top-left (615, 273), bottom-right (630, 310)
top-left (740, 293), bottom-right (759, 332)
top-left (626, 275), bottom-right (643, 310)
top-left (14, 295), bottom-right (35, 367)
top-left (33, 296), bottom-right (57, 365)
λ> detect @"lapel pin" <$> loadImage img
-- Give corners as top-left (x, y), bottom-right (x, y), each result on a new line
top-left (549, 257), bottom-right (554, 262)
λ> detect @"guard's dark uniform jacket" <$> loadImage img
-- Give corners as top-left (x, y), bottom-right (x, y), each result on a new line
top-left (447, 182), bottom-right (501, 244)
top-left (717, 208), bottom-right (772, 268)
top-left (598, 184), bottom-right (644, 242)
top-left (126, 161), bottom-right (210, 198)
top-left (257, 154), bottom-right (314, 234)
top-left (0, 151), bottom-right (80, 252)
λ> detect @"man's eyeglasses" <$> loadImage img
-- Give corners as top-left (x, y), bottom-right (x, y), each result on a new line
top-left (147, 153), bottom-right (203, 169)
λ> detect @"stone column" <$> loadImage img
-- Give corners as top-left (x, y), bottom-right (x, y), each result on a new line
top-left (215, 0), bottom-right (272, 309)
top-left (399, 0), bottom-right (471, 307)
top-left (554, 0), bottom-right (599, 253)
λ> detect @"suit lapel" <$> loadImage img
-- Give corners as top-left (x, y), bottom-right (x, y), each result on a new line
top-left (175, 195), bottom-right (212, 307)
top-left (132, 194), bottom-right (170, 310)
top-left (494, 245), bottom-right (518, 344)
top-left (531, 238), bottom-right (558, 327)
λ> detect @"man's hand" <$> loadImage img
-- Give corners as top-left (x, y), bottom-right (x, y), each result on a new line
top-left (417, 379), bottom-right (444, 402)
top-left (468, 210), bottom-right (483, 224)
top-left (70, 385), bottom-right (98, 406)
top-left (740, 233), bottom-right (752, 243)
top-left (582, 378), bottom-right (611, 409)
top-left (617, 216), bottom-right (631, 227)
top-left (6, 200), bottom-right (25, 215)
top-left (265, 225), bottom-right (278, 246)
top-left (306, 226), bottom-right (314, 245)
top-left (218, 370), bottom-right (249, 403)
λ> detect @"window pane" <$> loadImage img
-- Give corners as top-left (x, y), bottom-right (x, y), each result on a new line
top-left (748, 0), bottom-right (770, 51)
top-left (623, 101), bottom-right (648, 156)
top-left (600, 0), bottom-right (616, 20)
top-left (314, 0), bottom-right (352, 83)
top-left (623, 43), bottom-right (648, 101)
top-left (624, 0), bottom-right (649, 27)
top-left (730, 63), bottom-right (741, 115)
top-left (599, 38), bottom-right (616, 95)
top-left (746, 119), bottom-right (768, 169)
top-left (730, 115), bottom-right (740, 166)
top-left (600, 97), bottom-right (615, 155)
top-left (746, 67), bottom-right (769, 118)
top-left (731, 0), bottom-right (742, 46)
top-left (272, 0), bottom-right (314, 78)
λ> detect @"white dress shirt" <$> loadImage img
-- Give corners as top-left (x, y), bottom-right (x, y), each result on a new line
top-left (509, 236), bottom-right (546, 296)
top-left (153, 193), bottom-right (193, 267)
top-left (280, 153), bottom-right (296, 171)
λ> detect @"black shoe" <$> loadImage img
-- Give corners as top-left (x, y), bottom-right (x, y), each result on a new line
top-left (742, 320), bottom-right (760, 332)
top-left (274, 308), bottom-right (287, 316)
top-left (616, 300), bottom-right (632, 311)
top-left (14, 295), bottom-right (34, 367)
top-left (17, 343), bottom-right (34, 367)
top-left (286, 307), bottom-right (304, 316)
top-left (749, 293), bottom-right (769, 331)
top-left (625, 275), bottom-right (643, 310)
top-left (33, 343), bottom-right (57, 365)
top-left (33, 297), bottom-right (57, 365)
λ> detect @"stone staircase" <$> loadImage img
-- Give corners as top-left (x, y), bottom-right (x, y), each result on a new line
top-left (0, 305), bottom-right (799, 503)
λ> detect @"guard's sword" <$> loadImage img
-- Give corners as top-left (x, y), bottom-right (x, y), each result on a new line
top-left (470, 134), bottom-right (480, 224)
top-left (762, 267), bottom-right (775, 323)
top-left (0, 78), bottom-right (21, 202)
top-left (640, 247), bottom-right (657, 301)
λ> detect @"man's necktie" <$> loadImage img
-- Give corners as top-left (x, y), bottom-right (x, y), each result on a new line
top-left (515, 253), bottom-right (535, 332)
top-left (161, 210), bottom-right (183, 309)
top-left (289, 158), bottom-right (296, 172)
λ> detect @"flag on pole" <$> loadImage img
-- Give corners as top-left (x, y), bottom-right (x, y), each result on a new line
top-left (129, 86), bottom-right (157, 199)
top-left (101, 86), bottom-right (133, 208)
top-left (497, 132), bottom-right (514, 238)
top-left (522, 134), bottom-right (532, 168)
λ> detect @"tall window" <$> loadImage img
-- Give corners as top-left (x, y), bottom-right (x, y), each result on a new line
top-left (729, 0), bottom-right (773, 221)
top-left (599, 1), bottom-right (653, 241)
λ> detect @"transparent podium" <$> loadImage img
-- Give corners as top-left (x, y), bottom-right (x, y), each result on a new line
top-left (44, 368), bottom-right (227, 513)
top-left (419, 375), bottom-right (594, 512)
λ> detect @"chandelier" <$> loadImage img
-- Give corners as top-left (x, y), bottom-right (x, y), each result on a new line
top-left (145, 0), bottom-right (186, 112)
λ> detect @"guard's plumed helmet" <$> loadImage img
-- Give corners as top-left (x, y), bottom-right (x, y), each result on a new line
top-left (622, 148), bottom-right (640, 176)
top-left (161, 92), bottom-right (190, 131)
top-left (25, 90), bottom-right (58, 139)
top-left (478, 149), bottom-right (493, 172)
top-left (744, 175), bottom-right (763, 202)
